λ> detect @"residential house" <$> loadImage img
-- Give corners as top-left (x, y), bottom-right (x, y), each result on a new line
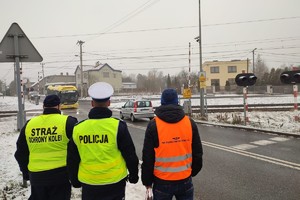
top-left (75, 63), bottom-right (122, 97)
top-left (202, 60), bottom-right (248, 91)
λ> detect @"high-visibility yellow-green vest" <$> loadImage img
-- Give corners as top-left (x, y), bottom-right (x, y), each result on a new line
top-left (25, 114), bottom-right (68, 172)
top-left (73, 118), bottom-right (128, 185)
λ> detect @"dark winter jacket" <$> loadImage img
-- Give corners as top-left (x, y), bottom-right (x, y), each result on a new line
top-left (67, 107), bottom-right (139, 188)
top-left (14, 108), bottom-right (78, 186)
top-left (141, 104), bottom-right (203, 186)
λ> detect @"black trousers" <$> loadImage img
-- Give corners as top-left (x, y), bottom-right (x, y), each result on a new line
top-left (82, 179), bottom-right (126, 200)
top-left (29, 183), bottom-right (71, 200)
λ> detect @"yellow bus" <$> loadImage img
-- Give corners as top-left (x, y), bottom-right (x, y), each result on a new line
top-left (47, 85), bottom-right (79, 109)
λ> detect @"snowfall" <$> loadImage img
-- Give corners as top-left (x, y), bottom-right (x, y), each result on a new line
top-left (1, 94), bottom-right (300, 199)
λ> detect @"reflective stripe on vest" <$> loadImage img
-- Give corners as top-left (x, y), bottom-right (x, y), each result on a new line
top-left (25, 114), bottom-right (68, 172)
top-left (73, 118), bottom-right (127, 185)
top-left (154, 116), bottom-right (192, 180)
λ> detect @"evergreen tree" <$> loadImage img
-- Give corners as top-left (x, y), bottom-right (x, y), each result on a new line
top-left (167, 74), bottom-right (171, 88)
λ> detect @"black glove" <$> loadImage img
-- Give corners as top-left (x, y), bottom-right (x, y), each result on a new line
top-left (128, 174), bottom-right (139, 184)
top-left (22, 172), bottom-right (29, 180)
top-left (70, 180), bottom-right (82, 188)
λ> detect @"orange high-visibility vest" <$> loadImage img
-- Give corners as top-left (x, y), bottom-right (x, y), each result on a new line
top-left (154, 116), bottom-right (192, 181)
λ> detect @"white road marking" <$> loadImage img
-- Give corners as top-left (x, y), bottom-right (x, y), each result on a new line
top-left (250, 140), bottom-right (276, 145)
top-left (269, 137), bottom-right (290, 142)
top-left (203, 141), bottom-right (300, 171)
top-left (231, 144), bottom-right (257, 150)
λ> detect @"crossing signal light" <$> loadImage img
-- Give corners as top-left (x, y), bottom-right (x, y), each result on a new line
top-left (280, 70), bottom-right (300, 84)
top-left (235, 73), bottom-right (257, 87)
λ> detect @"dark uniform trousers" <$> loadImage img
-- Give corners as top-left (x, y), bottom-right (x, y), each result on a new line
top-left (29, 183), bottom-right (71, 200)
top-left (81, 178), bottom-right (126, 200)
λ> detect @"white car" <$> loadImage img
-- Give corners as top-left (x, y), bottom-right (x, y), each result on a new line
top-left (120, 99), bottom-right (155, 122)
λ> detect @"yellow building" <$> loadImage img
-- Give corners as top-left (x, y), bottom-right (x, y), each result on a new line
top-left (203, 60), bottom-right (248, 88)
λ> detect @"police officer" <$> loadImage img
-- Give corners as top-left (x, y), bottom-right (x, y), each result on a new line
top-left (67, 82), bottom-right (139, 200)
top-left (15, 94), bottom-right (78, 200)
top-left (141, 88), bottom-right (203, 200)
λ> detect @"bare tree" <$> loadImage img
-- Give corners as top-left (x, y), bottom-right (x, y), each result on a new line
top-left (147, 69), bottom-right (164, 93)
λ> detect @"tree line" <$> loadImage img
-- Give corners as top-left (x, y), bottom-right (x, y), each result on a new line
top-left (1, 54), bottom-right (299, 95)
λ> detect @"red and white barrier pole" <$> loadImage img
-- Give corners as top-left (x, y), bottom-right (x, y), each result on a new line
top-left (243, 87), bottom-right (249, 125)
top-left (293, 84), bottom-right (298, 121)
top-left (20, 64), bottom-right (24, 104)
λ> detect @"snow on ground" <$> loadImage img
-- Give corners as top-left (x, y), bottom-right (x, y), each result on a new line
top-left (1, 94), bottom-right (300, 199)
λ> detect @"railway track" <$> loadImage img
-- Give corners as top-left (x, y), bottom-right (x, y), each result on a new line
top-left (191, 103), bottom-right (298, 113)
top-left (0, 103), bottom-right (297, 118)
top-left (0, 109), bottom-right (43, 118)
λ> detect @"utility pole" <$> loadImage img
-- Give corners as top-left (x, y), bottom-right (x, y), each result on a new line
top-left (77, 40), bottom-right (84, 97)
top-left (38, 72), bottom-right (41, 94)
top-left (252, 48), bottom-right (257, 73)
top-left (247, 58), bottom-right (249, 73)
top-left (198, 0), bottom-right (205, 117)
top-left (40, 62), bottom-right (45, 79)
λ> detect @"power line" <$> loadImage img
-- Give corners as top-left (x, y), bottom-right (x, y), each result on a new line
top-left (85, 0), bottom-right (162, 43)
top-left (20, 44), bottom-right (300, 69)
top-left (31, 16), bottom-right (300, 39)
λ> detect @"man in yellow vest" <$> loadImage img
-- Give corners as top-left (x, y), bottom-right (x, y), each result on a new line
top-left (142, 88), bottom-right (203, 200)
top-left (67, 82), bottom-right (139, 200)
top-left (15, 94), bottom-right (78, 200)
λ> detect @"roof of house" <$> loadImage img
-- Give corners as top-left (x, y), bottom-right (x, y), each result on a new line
top-left (75, 63), bottom-right (122, 73)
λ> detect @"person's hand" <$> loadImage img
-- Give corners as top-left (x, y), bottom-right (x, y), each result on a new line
top-left (71, 180), bottom-right (82, 188)
top-left (128, 174), bottom-right (139, 184)
top-left (72, 182), bottom-right (82, 188)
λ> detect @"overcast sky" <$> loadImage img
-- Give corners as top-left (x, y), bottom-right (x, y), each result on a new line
top-left (0, 0), bottom-right (299, 84)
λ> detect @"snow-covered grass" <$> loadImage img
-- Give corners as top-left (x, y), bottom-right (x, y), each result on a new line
top-left (0, 94), bottom-right (299, 199)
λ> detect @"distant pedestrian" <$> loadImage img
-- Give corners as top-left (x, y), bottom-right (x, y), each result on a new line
top-left (142, 88), bottom-right (203, 200)
top-left (67, 82), bottom-right (139, 200)
top-left (15, 94), bottom-right (78, 200)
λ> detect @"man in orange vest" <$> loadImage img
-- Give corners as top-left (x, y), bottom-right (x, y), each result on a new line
top-left (142, 88), bottom-right (203, 200)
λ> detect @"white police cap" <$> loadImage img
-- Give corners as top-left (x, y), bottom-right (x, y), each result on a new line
top-left (88, 82), bottom-right (114, 102)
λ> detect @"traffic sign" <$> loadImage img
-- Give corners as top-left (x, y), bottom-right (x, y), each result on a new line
top-left (199, 71), bottom-right (206, 82)
top-left (200, 81), bottom-right (206, 88)
top-left (199, 71), bottom-right (206, 89)
top-left (0, 23), bottom-right (43, 62)
top-left (183, 88), bottom-right (192, 98)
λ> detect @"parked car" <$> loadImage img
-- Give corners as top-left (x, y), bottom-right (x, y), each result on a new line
top-left (120, 99), bottom-right (155, 122)
top-left (28, 91), bottom-right (40, 101)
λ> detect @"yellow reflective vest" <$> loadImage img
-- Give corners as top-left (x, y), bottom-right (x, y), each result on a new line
top-left (73, 118), bottom-right (127, 185)
top-left (25, 114), bottom-right (68, 172)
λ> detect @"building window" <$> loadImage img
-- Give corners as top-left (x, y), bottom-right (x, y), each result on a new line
top-left (103, 72), bottom-right (109, 78)
top-left (84, 72), bottom-right (88, 79)
top-left (113, 73), bottom-right (116, 78)
top-left (210, 66), bottom-right (219, 73)
top-left (228, 66), bottom-right (237, 73)
top-left (211, 79), bottom-right (220, 86)
top-left (77, 74), bottom-right (80, 79)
